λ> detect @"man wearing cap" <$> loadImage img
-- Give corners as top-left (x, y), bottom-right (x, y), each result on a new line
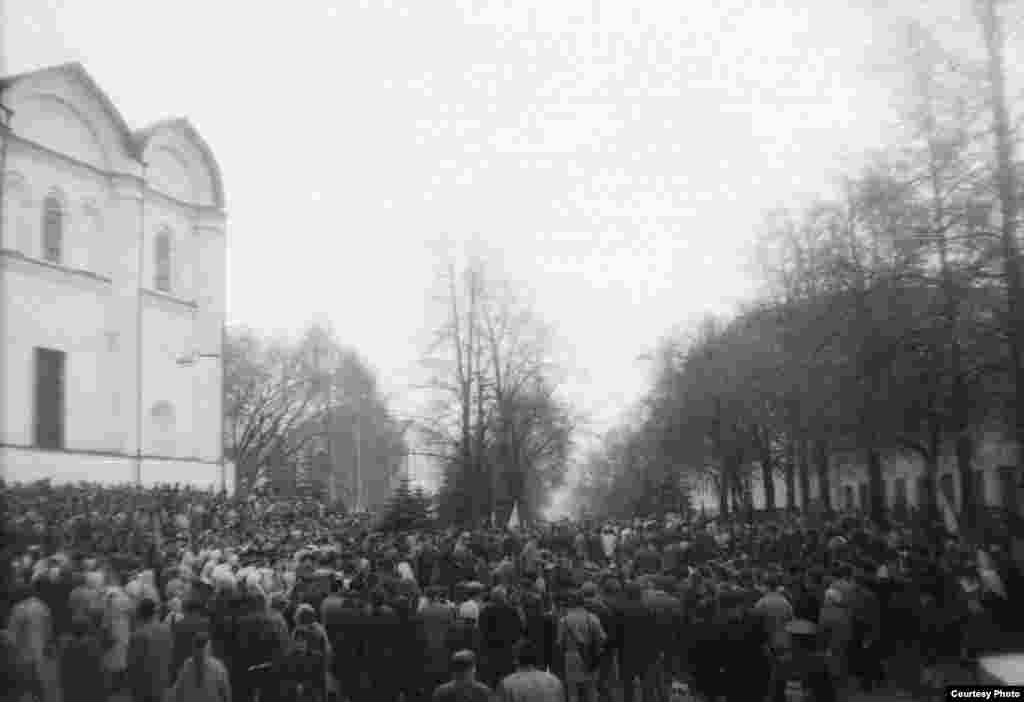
top-left (770, 620), bottom-right (836, 702)
top-left (433, 650), bottom-right (492, 702)
top-left (557, 591), bottom-right (607, 702)
top-left (419, 586), bottom-right (457, 700)
top-left (479, 586), bottom-right (524, 687)
top-left (581, 582), bottom-right (616, 702)
top-left (618, 581), bottom-right (656, 702)
top-left (497, 640), bottom-right (563, 702)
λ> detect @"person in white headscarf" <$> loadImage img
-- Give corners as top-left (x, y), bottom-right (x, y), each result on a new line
top-left (101, 586), bottom-right (135, 689)
top-left (6, 592), bottom-right (58, 702)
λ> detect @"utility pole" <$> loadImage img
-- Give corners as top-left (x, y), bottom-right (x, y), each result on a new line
top-left (977, 0), bottom-right (1024, 495)
top-left (313, 337), bottom-right (336, 504)
top-left (354, 409), bottom-right (362, 512)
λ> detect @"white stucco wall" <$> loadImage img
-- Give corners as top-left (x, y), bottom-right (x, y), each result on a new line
top-left (0, 64), bottom-right (226, 489)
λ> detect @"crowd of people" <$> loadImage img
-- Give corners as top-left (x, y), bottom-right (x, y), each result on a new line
top-left (1, 480), bottom-right (1022, 702)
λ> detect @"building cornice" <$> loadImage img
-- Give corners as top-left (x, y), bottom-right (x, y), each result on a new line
top-left (141, 286), bottom-right (198, 311)
top-left (0, 441), bottom-right (221, 466)
top-left (0, 248), bottom-right (113, 288)
top-left (7, 134), bottom-right (225, 217)
top-left (145, 184), bottom-right (224, 217)
top-left (8, 133), bottom-right (133, 185)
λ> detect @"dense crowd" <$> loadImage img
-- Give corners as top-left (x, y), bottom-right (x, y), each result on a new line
top-left (1, 480), bottom-right (1022, 702)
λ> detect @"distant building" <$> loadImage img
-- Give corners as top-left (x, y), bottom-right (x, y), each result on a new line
top-left (0, 63), bottom-right (227, 489)
top-left (691, 428), bottom-right (1021, 518)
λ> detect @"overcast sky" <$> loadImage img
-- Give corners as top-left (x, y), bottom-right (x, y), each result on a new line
top-left (7, 0), bottom-right (980, 511)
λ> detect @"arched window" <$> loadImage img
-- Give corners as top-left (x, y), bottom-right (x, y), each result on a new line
top-left (42, 195), bottom-right (63, 263)
top-left (155, 229), bottom-right (172, 292)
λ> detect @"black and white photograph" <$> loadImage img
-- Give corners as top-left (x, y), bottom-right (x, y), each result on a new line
top-left (1, 1), bottom-right (1024, 701)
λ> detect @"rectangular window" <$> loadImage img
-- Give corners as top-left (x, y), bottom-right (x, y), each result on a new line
top-left (999, 466), bottom-right (1018, 514)
top-left (917, 477), bottom-right (929, 508)
top-left (155, 233), bottom-right (172, 292)
top-left (33, 348), bottom-right (66, 450)
top-left (894, 478), bottom-right (908, 506)
top-left (940, 473), bottom-right (956, 508)
top-left (973, 470), bottom-right (987, 507)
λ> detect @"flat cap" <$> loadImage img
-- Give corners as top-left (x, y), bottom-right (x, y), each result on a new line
top-left (452, 650), bottom-right (476, 666)
top-left (785, 619), bottom-right (818, 636)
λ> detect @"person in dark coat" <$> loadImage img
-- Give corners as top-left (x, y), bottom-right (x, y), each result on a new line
top-left (233, 592), bottom-right (289, 702)
top-left (418, 587), bottom-right (456, 702)
top-left (366, 590), bottom-right (403, 702)
top-left (770, 620), bottom-right (836, 702)
top-left (478, 586), bottom-right (524, 688)
top-left (171, 599), bottom-right (210, 686)
top-left (58, 615), bottom-right (105, 701)
top-left (127, 598), bottom-right (174, 702)
top-left (618, 583), bottom-right (657, 702)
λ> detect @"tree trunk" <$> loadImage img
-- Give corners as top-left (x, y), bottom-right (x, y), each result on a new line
top-left (978, 0), bottom-right (1024, 502)
top-left (867, 447), bottom-right (887, 528)
top-left (785, 435), bottom-right (797, 511)
top-left (957, 433), bottom-right (976, 532)
top-left (760, 434), bottom-right (776, 513)
top-left (799, 438), bottom-right (812, 513)
top-left (713, 397), bottom-right (727, 517)
top-left (718, 474), bottom-right (729, 518)
top-left (815, 439), bottom-right (832, 514)
top-left (923, 422), bottom-right (941, 526)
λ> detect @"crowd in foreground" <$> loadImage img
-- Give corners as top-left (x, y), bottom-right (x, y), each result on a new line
top-left (1, 481), bottom-right (1023, 702)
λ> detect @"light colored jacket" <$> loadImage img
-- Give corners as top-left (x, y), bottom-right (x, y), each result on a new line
top-left (171, 655), bottom-right (232, 702)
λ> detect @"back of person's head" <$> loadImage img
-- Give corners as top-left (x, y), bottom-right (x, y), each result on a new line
top-left (69, 615), bottom-right (93, 638)
top-left (295, 604), bottom-right (317, 628)
top-left (190, 629), bottom-right (210, 687)
top-left (292, 625), bottom-right (318, 654)
top-left (515, 640), bottom-right (541, 668)
top-left (137, 598), bottom-right (157, 622)
top-left (451, 650), bottom-right (476, 679)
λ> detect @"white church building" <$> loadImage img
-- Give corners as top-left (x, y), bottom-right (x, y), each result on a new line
top-left (0, 62), bottom-right (228, 490)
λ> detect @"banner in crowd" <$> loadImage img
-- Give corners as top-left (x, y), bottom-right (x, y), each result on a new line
top-left (507, 502), bottom-right (520, 531)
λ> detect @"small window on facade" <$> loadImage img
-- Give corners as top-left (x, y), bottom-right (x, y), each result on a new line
top-left (894, 478), bottom-right (908, 506)
top-left (155, 230), bottom-right (172, 292)
top-left (940, 473), bottom-right (956, 508)
top-left (42, 195), bottom-right (63, 263)
top-left (999, 466), bottom-right (1018, 514)
top-left (916, 477), bottom-right (928, 509)
top-left (972, 470), bottom-right (986, 507)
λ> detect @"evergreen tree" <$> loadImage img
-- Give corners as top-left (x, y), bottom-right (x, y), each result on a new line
top-left (381, 477), bottom-right (433, 531)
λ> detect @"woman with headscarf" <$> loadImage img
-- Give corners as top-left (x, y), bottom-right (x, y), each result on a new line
top-left (170, 630), bottom-right (231, 702)
top-left (5, 587), bottom-right (58, 702)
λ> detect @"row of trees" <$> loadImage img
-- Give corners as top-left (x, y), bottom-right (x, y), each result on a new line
top-left (420, 255), bottom-right (576, 527)
top-left (224, 323), bottom-right (408, 511)
top-left (574, 3), bottom-right (1023, 531)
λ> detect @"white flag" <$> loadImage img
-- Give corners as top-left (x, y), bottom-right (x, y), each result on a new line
top-left (939, 490), bottom-right (959, 535)
top-left (507, 502), bottom-right (520, 531)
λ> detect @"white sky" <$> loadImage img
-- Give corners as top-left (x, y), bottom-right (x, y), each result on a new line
top-left (7, 0), bottom-right (973, 508)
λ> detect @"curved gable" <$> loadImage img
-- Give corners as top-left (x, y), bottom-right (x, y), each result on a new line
top-left (2, 63), bottom-right (139, 172)
top-left (137, 119), bottom-right (224, 208)
top-left (9, 93), bottom-right (110, 170)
